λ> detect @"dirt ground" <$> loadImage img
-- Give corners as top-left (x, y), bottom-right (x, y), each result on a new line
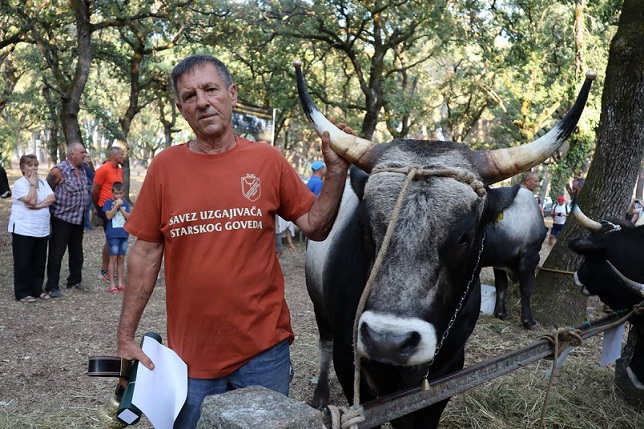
top-left (0, 165), bottom-right (642, 429)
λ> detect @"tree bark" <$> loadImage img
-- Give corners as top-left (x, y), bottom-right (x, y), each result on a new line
top-left (533, 0), bottom-right (644, 327)
top-left (60, 0), bottom-right (93, 145)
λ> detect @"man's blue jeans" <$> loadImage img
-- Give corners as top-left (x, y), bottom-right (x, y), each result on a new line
top-left (173, 340), bottom-right (292, 429)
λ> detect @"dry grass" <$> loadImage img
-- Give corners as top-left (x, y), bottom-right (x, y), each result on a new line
top-left (0, 165), bottom-right (642, 428)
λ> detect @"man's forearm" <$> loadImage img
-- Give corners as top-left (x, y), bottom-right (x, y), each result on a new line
top-left (297, 166), bottom-right (347, 241)
top-left (117, 239), bottom-right (163, 350)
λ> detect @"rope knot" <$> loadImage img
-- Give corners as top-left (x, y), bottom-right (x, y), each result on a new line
top-left (542, 328), bottom-right (583, 359)
top-left (634, 301), bottom-right (644, 315)
top-left (327, 404), bottom-right (366, 429)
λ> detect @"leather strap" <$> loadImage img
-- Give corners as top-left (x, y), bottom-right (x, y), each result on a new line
top-left (88, 356), bottom-right (132, 379)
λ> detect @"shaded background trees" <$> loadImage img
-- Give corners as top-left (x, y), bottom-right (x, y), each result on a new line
top-left (2, 3), bottom-right (643, 325)
top-left (1, 1), bottom-right (615, 171)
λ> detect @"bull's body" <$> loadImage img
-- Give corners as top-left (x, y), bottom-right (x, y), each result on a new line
top-left (482, 186), bottom-right (547, 328)
top-left (569, 219), bottom-right (644, 391)
top-left (0, 165), bottom-right (11, 199)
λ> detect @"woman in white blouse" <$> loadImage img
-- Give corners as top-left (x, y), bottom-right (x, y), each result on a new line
top-left (8, 154), bottom-right (55, 302)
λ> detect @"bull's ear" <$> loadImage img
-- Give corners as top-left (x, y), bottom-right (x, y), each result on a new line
top-left (349, 166), bottom-right (369, 201)
top-left (481, 185), bottom-right (520, 225)
top-left (568, 237), bottom-right (606, 255)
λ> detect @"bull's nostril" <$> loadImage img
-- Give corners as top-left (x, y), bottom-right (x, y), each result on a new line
top-left (401, 331), bottom-right (421, 353)
top-left (360, 322), bottom-right (372, 343)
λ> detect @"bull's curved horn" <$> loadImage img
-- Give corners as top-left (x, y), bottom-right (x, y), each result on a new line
top-left (474, 71), bottom-right (597, 185)
top-left (293, 60), bottom-right (384, 172)
top-left (606, 260), bottom-right (644, 298)
top-left (572, 204), bottom-right (602, 231)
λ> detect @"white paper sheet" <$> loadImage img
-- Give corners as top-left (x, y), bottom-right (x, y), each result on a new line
top-left (601, 322), bottom-right (625, 367)
top-left (132, 336), bottom-right (188, 429)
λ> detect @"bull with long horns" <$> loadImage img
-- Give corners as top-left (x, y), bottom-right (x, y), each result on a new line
top-left (298, 58), bottom-right (597, 428)
top-left (570, 205), bottom-right (644, 405)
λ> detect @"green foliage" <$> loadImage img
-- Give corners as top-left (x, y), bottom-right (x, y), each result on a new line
top-left (0, 0), bottom-right (618, 169)
top-left (549, 132), bottom-right (595, 201)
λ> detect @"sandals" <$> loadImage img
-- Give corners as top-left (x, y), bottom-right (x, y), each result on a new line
top-left (19, 296), bottom-right (37, 303)
top-left (39, 292), bottom-right (51, 300)
top-left (117, 285), bottom-right (125, 292)
top-left (109, 286), bottom-right (119, 295)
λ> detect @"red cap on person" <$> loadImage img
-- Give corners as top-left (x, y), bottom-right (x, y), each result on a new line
top-left (557, 196), bottom-right (565, 202)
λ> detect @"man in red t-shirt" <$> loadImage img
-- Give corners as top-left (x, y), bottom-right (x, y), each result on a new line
top-left (116, 55), bottom-right (351, 429)
top-left (91, 146), bottom-right (124, 282)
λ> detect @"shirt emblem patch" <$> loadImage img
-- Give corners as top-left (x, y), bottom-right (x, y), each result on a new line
top-left (241, 174), bottom-right (261, 202)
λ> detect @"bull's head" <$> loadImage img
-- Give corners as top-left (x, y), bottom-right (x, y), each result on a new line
top-left (570, 205), bottom-right (644, 306)
top-left (296, 61), bottom-right (595, 366)
top-left (570, 206), bottom-right (644, 392)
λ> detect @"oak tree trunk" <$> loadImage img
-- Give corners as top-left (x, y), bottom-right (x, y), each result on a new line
top-left (533, 0), bottom-right (644, 327)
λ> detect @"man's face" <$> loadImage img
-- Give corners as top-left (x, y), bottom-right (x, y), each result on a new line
top-left (113, 149), bottom-right (125, 165)
top-left (69, 144), bottom-right (87, 167)
top-left (524, 174), bottom-right (538, 191)
top-left (573, 180), bottom-right (583, 193)
top-left (175, 63), bottom-right (237, 141)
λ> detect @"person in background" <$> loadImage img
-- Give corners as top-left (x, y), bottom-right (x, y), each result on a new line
top-left (275, 214), bottom-right (296, 260)
top-left (115, 54), bottom-right (350, 429)
top-left (9, 154), bottom-right (55, 302)
top-left (549, 195), bottom-right (568, 245)
top-left (82, 152), bottom-right (95, 230)
top-left (103, 181), bottom-right (130, 294)
top-left (629, 199), bottom-right (644, 226)
top-left (91, 146), bottom-right (125, 282)
top-left (520, 171), bottom-right (539, 192)
top-left (45, 143), bottom-right (89, 297)
top-left (534, 196), bottom-right (544, 217)
top-left (306, 160), bottom-right (326, 196)
top-left (625, 200), bottom-right (639, 222)
top-left (0, 165), bottom-right (11, 199)
top-left (567, 177), bottom-right (585, 201)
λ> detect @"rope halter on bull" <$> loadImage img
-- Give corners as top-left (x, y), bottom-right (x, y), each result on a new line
top-left (332, 165), bottom-right (487, 429)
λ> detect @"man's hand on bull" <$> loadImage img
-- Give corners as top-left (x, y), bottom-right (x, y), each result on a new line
top-left (321, 120), bottom-right (353, 173)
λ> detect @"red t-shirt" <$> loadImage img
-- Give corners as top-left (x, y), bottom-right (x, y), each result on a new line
top-left (93, 162), bottom-right (123, 207)
top-left (125, 137), bottom-right (316, 378)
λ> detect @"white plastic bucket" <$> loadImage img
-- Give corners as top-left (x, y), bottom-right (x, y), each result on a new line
top-left (480, 284), bottom-right (496, 315)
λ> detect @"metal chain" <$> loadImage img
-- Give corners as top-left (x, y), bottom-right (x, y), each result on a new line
top-left (425, 232), bottom-right (486, 375)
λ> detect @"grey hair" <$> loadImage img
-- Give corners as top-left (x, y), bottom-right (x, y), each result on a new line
top-left (171, 55), bottom-right (234, 99)
top-left (66, 143), bottom-right (84, 157)
top-left (108, 146), bottom-right (123, 157)
top-left (522, 171), bottom-right (538, 181)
